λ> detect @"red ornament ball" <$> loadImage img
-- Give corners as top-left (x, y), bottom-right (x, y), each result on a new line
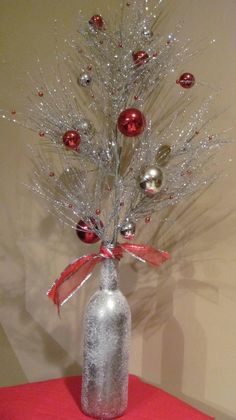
top-left (132, 50), bottom-right (149, 66)
top-left (177, 72), bottom-right (195, 89)
top-left (117, 108), bottom-right (146, 137)
top-left (76, 218), bottom-right (103, 244)
top-left (63, 130), bottom-right (81, 150)
top-left (89, 15), bottom-right (105, 31)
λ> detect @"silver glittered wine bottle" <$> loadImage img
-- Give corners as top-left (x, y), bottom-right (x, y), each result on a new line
top-left (81, 255), bottom-right (131, 419)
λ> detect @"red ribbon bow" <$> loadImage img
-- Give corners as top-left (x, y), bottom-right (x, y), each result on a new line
top-left (48, 243), bottom-right (170, 308)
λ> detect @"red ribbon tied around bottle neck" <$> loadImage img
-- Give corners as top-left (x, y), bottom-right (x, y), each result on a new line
top-left (48, 243), bottom-right (170, 308)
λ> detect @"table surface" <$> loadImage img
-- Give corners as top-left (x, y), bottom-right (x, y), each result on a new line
top-left (0, 374), bottom-right (214, 419)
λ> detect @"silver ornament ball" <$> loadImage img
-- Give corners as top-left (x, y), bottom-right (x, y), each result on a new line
top-left (80, 119), bottom-right (94, 136)
top-left (78, 73), bottom-right (92, 87)
top-left (167, 33), bottom-right (176, 44)
top-left (139, 166), bottom-right (163, 196)
top-left (120, 220), bottom-right (136, 240)
top-left (141, 27), bottom-right (153, 41)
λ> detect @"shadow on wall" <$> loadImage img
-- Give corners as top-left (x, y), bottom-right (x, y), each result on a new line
top-left (160, 294), bottom-right (185, 393)
top-left (20, 207), bottom-right (94, 379)
top-left (127, 183), bottom-right (236, 332)
top-left (0, 182), bottom-right (85, 384)
top-left (42, 324), bottom-right (82, 378)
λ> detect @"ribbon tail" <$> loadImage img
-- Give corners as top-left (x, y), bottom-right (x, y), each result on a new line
top-left (48, 254), bottom-right (102, 308)
top-left (120, 243), bottom-right (170, 267)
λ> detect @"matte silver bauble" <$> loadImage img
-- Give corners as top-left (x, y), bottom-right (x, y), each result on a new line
top-left (120, 220), bottom-right (136, 240)
top-left (78, 73), bottom-right (92, 87)
top-left (155, 144), bottom-right (171, 166)
top-left (139, 166), bottom-right (163, 196)
top-left (141, 27), bottom-right (153, 41)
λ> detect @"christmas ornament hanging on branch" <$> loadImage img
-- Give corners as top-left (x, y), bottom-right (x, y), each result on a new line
top-left (1, 0), bottom-right (234, 418)
top-left (76, 218), bottom-right (103, 244)
top-left (63, 130), bottom-right (81, 150)
top-left (117, 108), bottom-right (146, 137)
top-left (177, 72), bottom-right (196, 88)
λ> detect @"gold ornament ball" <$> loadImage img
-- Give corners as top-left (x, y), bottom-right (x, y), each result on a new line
top-left (139, 166), bottom-right (163, 196)
top-left (120, 220), bottom-right (136, 240)
top-left (155, 144), bottom-right (171, 166)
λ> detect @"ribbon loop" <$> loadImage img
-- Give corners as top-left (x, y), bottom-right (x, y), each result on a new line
top-left (48, 242), bottom-right (170, 309)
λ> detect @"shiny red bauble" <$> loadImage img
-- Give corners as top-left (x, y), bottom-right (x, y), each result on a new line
top-left (76, 218), bottom-right (103, 244)
top-left (63, 130), bottom-right (81, 150)
top-left (132, 50), bottom-right (149, 66)
top-left (117, 108), bottom-right (146, 137)
top-left (89, 15), bottom-right (105, 30)
top-left (177, 72), bottom-right (195, 89)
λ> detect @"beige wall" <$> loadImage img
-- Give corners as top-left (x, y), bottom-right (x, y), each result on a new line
top-left (1, 1), bottom-right (236, 420)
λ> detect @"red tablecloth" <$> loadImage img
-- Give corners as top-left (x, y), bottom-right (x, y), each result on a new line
top-left (0, 375), bottom-right (214, 419)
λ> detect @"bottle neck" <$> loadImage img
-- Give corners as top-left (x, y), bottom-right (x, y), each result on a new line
top-left (100, 258), bottom-right (119, 291)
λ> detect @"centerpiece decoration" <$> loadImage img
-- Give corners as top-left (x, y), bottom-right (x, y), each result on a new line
top-left (1, 0), bottom-right (232, 418)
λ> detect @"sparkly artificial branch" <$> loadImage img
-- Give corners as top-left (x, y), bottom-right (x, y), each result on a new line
top-left (1, 0), bottom-right (233, 244)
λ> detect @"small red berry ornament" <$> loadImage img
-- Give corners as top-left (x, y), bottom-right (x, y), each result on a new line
top-left (117, 108), bottom-right (146, 137)
top-left (76, 218), bottom-right (103, 244)
top-left (177, 72), bottom-right (195, 89)
top-left (132, 50), bottom-right (149, 66)
top-left (63, 130), bottom-right (81, 150)
top-left (89, 15), bottom-right (105, 31)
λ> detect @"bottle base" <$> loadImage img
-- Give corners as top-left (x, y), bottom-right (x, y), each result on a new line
top-left (81, 407), bottom-right (127, 419)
